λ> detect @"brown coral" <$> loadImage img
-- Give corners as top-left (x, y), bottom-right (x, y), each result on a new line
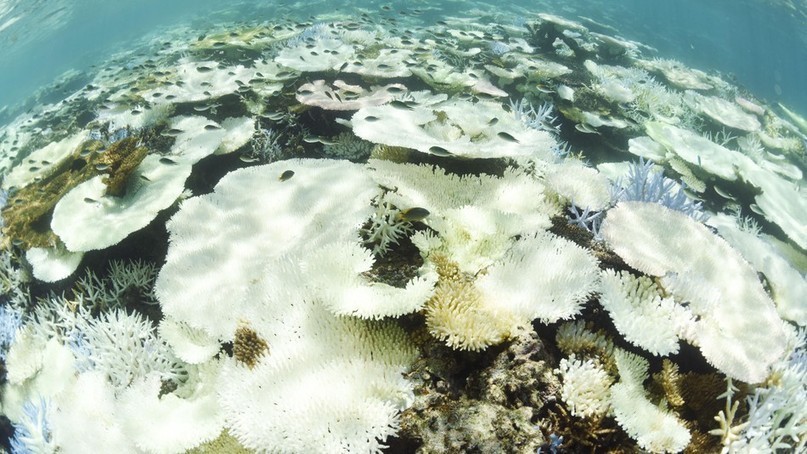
top-left (96, 137), bottom-right (149, 197)
top-left (233, 323), bottom-right (269, 369)
top-left (1, 136), bottom-right (149, 249)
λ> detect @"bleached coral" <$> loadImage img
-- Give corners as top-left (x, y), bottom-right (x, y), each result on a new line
top-left (425, 277), bottom-right (516, 351)
top-left (217, 275), bottom-right (417, 453)
top-left (707, 213), bottom-right (807, 325)
top-left (368, 159), bottom-right (556, 273)
top-left (352, 98), bottom-right (557, 159)
top-left (544, 158), bottom-right (612, 211)
top-left (296, 80), bottom-right (408, 111)
top-left (304, 241), bottom-right (437, 319)
top-left (558, 355), bottom-right (613, 418)
top-left (610, 378), bottom-right (690, 453)
top-left (51, 116), bottom-right (253, 254)
top-left (475, 231), bottom-right (600, 324)
top-left (598, 269), bottom-right (691, 356)
top-left (156, 159), bottom-right (381, 341)
top-left (117, 370), bottom-right (224, 454)
top-left (71, 309), bottom-right (184, 391)
top-left (734, 332), bottom-right (807, 452)
top-left (10, 396), bottom-right (56, 454)
top-left (323, 131), bottom-right (374, 161)
top-left (362, 195), bottom-right (412, 255)
top-left (601, 201), bottom-right (788, 383)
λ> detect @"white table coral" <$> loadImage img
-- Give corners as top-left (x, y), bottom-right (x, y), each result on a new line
top-left (601, 201), bottom-right (789, 383)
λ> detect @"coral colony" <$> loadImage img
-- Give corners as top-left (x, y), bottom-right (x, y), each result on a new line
top-left (0, 6), bottom-right (806, 454)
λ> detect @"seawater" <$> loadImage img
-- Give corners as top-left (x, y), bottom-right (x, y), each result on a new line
top-left (1, 0), bottom-right (806, 121)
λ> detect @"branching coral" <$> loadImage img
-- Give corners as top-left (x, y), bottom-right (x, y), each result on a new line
top-left (362, 195), bottom-right (412, 255)
top-left (71, 309), bottom-right (184, 391)
top-left (617, 158), bottom-right (708, 222)
top-left (10, 396), bottom-right (56, 454)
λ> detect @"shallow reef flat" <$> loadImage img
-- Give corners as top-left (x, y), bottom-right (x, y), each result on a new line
top-left (0, 5), bottom-right (805, 454)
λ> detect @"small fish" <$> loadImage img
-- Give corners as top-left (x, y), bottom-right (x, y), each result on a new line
top-left (266, 111), bottom-right (286, 121)
top-left (488, 117), bottom-right (499, 126)
top-left (428, 145), bottom-right (453, 157)
top-left (239, 155), bottom-right (259, 163)
top-left (95, 163), bottom-right (110, 171)
top-left (162, 128), bottom-right (184, 137)
top-left (713, 186), bottom-right (735, 200)
top-left (535, 84), bottom-right (555, 94)
top-left (575, 123), bottom-right (600, 134)
top-left (196, 66), bottom-right (214, 73)
top-left (80, 149), bottom-right (94, 157)
top-left (386, 86), bottom-right (405, 94)
top-left (389, 100), bottom-right (413, 110)
top-left (159, 157), bottom-right (178, 165)
top-left (139, 174), bottom-right (151, 181)
top-left (338, 62), bottom-right (348, 71)
top-left (204, 124), bottom-right (221, 130)
top-left (364, 115), bottom-right (380, 122)
top-left (497, 132), bottom-right (519, 143)
top-left (297, 89), bottom-right (314, 96)
top-left (279, 170), bottom-right (295, 181)
top-left (83, 197), bottom-right (97, 203)
top-left (398, 207), bottom-right (430, 222)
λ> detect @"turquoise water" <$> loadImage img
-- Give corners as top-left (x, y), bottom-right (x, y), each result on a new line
top-left (1, 0), bottom-right (806, 122)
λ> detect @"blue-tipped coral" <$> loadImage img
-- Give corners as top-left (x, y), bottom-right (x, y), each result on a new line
top-left (10, 397), bottom-right (56, 454)
top-left (0, 304), bottom-right (22, 360)
top-left (617, 158), bottom-right (708, 222)
top-left (509, 98), bottom-right (561, 134)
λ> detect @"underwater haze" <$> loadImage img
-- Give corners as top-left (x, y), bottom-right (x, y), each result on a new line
top-left (0, 0), bottom-right (806, 453)
top-left (1, 0), bottom-right (806, 121)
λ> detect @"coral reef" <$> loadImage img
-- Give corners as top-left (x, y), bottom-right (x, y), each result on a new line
top-left (399, 328), bottom-right (556, 453)
top-left (0, 6), bottom-right (804, 453)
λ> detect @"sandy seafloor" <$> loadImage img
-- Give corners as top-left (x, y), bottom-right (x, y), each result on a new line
top-left (0, 1), bottom-right (805, 453)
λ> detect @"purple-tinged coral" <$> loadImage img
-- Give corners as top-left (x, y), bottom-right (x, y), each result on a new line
top-left (618, 158), bottom-right (708, 222)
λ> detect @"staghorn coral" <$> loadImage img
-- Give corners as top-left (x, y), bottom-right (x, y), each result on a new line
top-left (10, 396), bottom-right (55, 454)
